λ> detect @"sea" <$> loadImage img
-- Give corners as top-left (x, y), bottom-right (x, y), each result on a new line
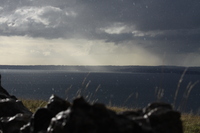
top-left (0, 65), bottom-right (200, 114)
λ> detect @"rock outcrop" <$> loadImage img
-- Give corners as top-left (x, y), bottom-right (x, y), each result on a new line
top-left (0, 74), bottom-right (183, 133)
top-left (0, 74), bottom-right (32, 133)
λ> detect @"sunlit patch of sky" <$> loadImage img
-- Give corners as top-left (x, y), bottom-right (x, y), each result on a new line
top-left (0, 0), bottom-right (200, 66)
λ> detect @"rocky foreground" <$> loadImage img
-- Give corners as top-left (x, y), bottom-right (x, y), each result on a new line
top-left (0, 74), bottom-right (183, 133)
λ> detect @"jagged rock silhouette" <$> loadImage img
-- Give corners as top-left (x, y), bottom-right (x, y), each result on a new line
top-left (0, 74), bottom-right (183, 133)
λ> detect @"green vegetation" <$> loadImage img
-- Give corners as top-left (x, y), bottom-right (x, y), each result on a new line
top-left (20, 99), bottom-right (200, 133)
top-left (21, 99), bottom-right (48, 112)
top-left (181, 114), bottom-right (200, 133)
top-left (108, 106), bottom-right (133, 112)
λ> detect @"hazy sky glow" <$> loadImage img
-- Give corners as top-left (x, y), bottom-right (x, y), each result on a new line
top-left (0, 0), bottom-right (200, 66)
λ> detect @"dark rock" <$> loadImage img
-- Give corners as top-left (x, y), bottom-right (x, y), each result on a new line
top-left (118, 109), bottom-right (143, 118)
top-left (21, 95), bottom-right (71, 133)
top-left (33, 108), bottom-right (54, 132)
top-left (0, 74), bottom-right (33, 133)
top-left (0, 113), bottom-right (31, 133)
top-left (1, 95), bottom-right (183, 133)
top-left (47, 97), bottom-right (152, 133)
top-left (0, 74), bottom-right (183, 133)
top-left (0, 98), bottom-right (32, 117)
top-left (46, 95), bottom-right (71, 116)
top-left (21, 108), bottom-right (54, 133)
top-left (143, 102), bottom-right (173, 114)
top-left (146, 108), bottom-right (183, 133)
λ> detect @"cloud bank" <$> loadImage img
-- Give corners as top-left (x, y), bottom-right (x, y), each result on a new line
top-left (0, 0), bottom-right (200, 66)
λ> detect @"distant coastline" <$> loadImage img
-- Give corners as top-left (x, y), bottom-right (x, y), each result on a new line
top-left (0, 65), bottom-right (200, 75)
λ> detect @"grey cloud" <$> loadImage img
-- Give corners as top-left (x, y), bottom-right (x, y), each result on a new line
top-left (69, 0), bottom-right (200, 46)
top-left (0, 0), bottom-right (200, 56)
top-left (1, 0), bottom-right (199, 36)
top-left (72, 0), bottom-right (200, 31)
top-left (133, 1), bottom-right (200, 31)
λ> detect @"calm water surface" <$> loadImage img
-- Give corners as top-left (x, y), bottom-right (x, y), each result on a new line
top-left (0, 68), bottom-right (200, 113)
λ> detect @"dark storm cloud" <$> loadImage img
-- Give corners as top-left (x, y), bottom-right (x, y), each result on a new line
top-left (74, 0), bottom-right (200, 31)
top-left (133, 1), bottom-right (200, 31)
top-left (1, 0), bottom-right (200, 55)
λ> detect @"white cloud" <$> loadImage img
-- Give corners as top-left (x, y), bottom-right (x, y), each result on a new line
top-left (1, 36), bottom-right (200, 66)
top-left (43, 51), bottom-right (51, 56)
top-left (13, 6), bottom-right (66, 27)
top-left (99, 23), bottom-right (134, 35)
top-left (132, 30), bottom-right (164, 37)
top-left (0, 17), bottom-right (8, 24)
top-left (0, 5), bottom-right (76, 36)
top-left (0, 36), bottom-right (163, 65)
top-left (14, 7), bottom-right (51, 26)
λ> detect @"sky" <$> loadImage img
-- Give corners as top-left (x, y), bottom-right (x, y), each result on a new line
top-left (0, 0), bottom-right (200, 66)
